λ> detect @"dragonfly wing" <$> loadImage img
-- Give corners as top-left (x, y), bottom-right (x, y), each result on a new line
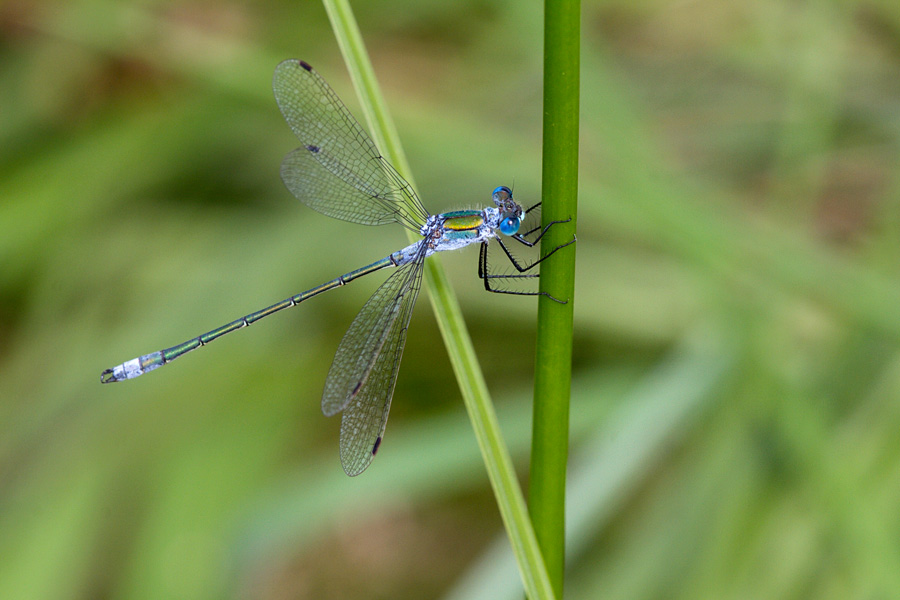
top-left (273, 59), bottom-right (428, 231)
top-left (320, 257), bottom-right (424, 476)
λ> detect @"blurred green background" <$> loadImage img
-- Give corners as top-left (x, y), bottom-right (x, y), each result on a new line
top-left (2, 0), bottom-right (900, 598)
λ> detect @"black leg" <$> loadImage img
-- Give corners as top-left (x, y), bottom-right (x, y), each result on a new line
top-left (478, 241), bottom-right (568, 303)
top-left (513, 203), bottom-right (571, 245)
top-left (495, 235), bottom-right (575, 273)
top-left (514, 217), bottom-right (573, 247)
top-left (478, 241), bottom-right (489, 292)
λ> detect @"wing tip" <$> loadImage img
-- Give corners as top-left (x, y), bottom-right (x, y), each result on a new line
top-left (299, 60), bottom-right (313, 72)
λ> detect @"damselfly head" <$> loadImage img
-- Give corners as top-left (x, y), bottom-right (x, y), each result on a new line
top-left (492, 185), bottom-right (522, 236)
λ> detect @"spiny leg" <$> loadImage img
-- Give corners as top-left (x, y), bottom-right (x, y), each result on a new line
top-left (478, 242), bottom-right (567, 303)
top-left (514, 203), bottom-right (572, 246)
top-left (495, 234), bottom-right (576, 273)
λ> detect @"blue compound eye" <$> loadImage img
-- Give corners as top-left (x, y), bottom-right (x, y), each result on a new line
top-left (499, 215), bottom-right (520, 236)
top-left (492, 185), bottom-right (513, 203)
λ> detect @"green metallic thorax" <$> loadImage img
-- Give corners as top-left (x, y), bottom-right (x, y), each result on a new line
top-left (442, 210), bottom-right (484, 240)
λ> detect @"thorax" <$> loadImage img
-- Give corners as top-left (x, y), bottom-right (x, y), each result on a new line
top-left (427, 208), bottom-right (500, 255)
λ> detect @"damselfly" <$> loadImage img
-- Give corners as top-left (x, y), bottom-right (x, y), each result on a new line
top-left (101, 60), bottom-right (574, 476)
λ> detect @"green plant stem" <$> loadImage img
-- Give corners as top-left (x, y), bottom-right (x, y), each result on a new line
top-left (321, 1), bottom-right (555, 598)
top-left (530, 0), bottom-right (581, 596)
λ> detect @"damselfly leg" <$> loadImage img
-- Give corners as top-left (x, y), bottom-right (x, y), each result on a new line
top-left (479, 205), bottom-right (575, 303)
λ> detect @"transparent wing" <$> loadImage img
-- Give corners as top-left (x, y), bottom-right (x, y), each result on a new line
top-left (273, 59), bottom-right (428, 231)
top-left (320, 253), bottom-right (425, 476)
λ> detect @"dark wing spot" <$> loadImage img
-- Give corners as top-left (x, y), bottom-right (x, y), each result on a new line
top-left (351, 380), bottom-right (362, 395)
top-left (299, 60), bottom-right (313, 72)
top-left (372, 436), bottom-right (382, 455)
top-left (306, 145), bottom-right (320, 153)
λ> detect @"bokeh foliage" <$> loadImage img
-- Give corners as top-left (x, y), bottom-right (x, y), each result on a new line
top-left (2, 1), bottom-right (900, 599)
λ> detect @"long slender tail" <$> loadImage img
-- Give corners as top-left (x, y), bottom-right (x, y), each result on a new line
top-left (100, 256), bottom-right (396, 383)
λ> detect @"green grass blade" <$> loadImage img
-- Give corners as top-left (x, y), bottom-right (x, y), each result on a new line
top-left (321, 1), bottom-right (555, 598)
top-left (530, 0), bottom-right (581, 595)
